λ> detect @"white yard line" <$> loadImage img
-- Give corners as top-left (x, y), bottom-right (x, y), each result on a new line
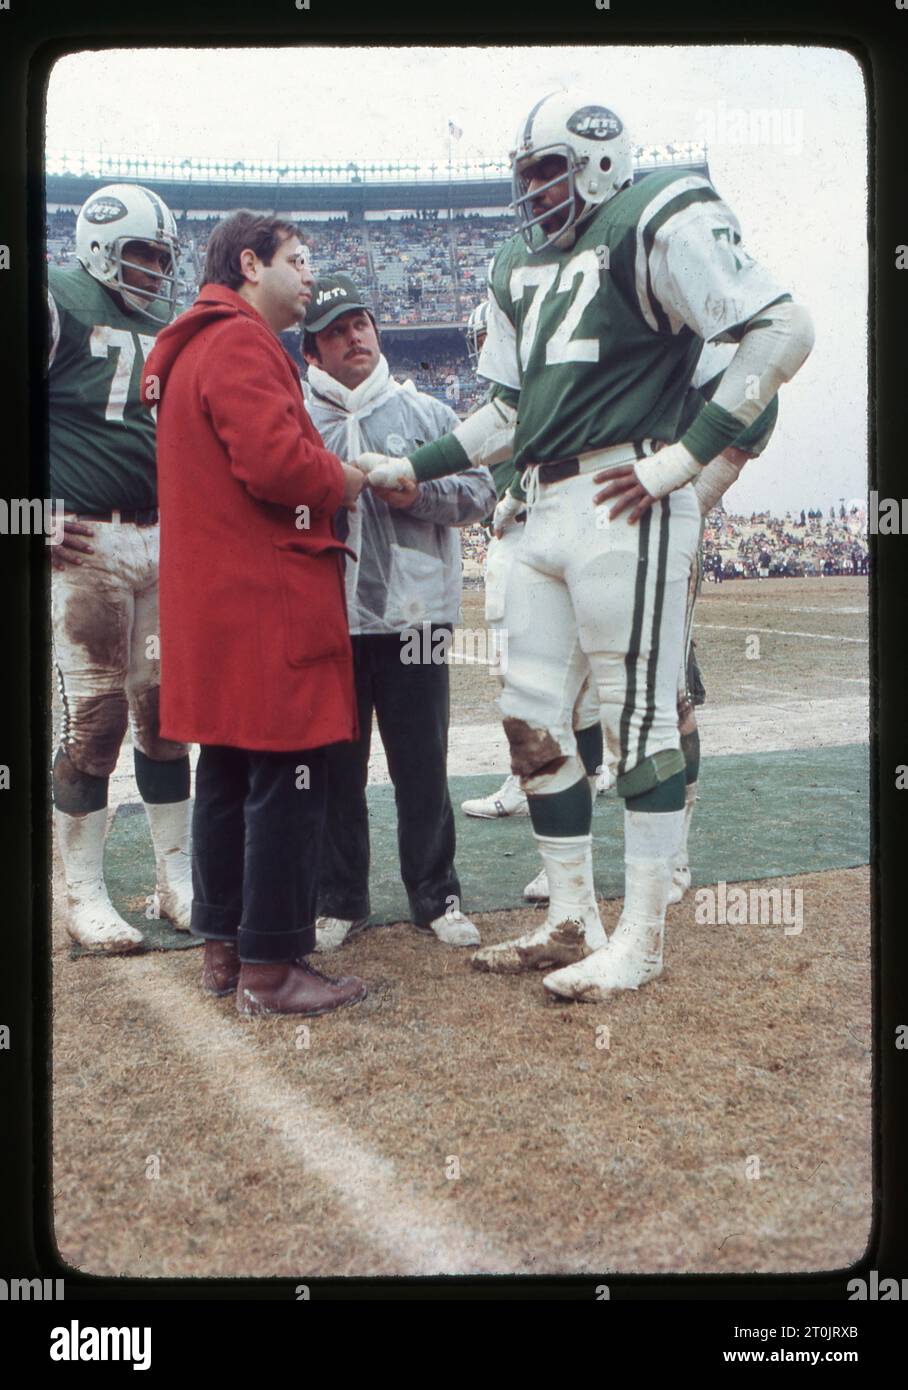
top-left (696, 623), bottom-right (868, 644)
top-left (122, 958), bottom-right (516, 1276)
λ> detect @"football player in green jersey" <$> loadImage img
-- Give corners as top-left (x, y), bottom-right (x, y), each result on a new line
top-left (355, 89), bottom-right (814, 1003)
top-left (49, 183), bottom-right (193, 954)
top-left (460, 298), bottom-right (611, 829)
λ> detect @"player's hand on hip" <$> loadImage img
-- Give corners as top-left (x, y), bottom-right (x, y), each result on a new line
top-left (341, 463), bottom-right (366, 510)
top-left (593, 465), bottom-right (656, 525)
top-left (49, 516), bottom-right (96, 570)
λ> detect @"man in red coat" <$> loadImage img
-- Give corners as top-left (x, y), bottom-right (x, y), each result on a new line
top-left (143, 210), bottom-right (367, 1016)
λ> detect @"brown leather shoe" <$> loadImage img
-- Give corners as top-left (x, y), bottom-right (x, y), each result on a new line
top-left (202, 940), bottom-right (241, 996)
top-left (236, 958), bottom-right (367, 1018)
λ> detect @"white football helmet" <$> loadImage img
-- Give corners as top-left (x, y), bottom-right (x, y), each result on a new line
top-left (465, 299), bottom-right (490, 370)
top-left (75, 183), bottom-right (182, 324)
top-left (510, 90), bottom-right (634, 252)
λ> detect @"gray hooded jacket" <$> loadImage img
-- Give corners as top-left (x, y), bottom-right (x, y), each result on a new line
top-left (304, 357), bottom-right (496, 635)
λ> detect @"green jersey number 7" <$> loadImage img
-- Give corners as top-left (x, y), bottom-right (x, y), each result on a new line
top-left (510, 249), bottom-right (601, 371)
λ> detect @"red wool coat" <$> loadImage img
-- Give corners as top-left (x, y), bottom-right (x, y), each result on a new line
top-left (143, 284), bottom-right (357, 750)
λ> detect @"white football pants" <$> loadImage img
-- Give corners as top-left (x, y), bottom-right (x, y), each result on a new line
top-left (484, 520), bottom-right (600, 732)
top-left (498, 456), bottom-right (701, 784)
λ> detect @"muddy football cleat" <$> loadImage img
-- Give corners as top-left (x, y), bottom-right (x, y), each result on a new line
top-left (472, 913), bottom-right (606, 974)
top-left (55, 806), bottom-right (145, 954)
top-left (543, 918), bottom-right (664, 1001)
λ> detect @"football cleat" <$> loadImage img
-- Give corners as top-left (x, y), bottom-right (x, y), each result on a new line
top-left (472, 912), bottom-right (606, 974)
top-left (543, 918), bottom-right (663, 1001)
top-left (461, 774), bottom-right (529, 819)
top-left (55, 806), bottom-right (144, 954)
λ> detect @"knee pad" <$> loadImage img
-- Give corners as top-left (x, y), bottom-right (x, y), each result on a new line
top-left (523, 752), bottom-right (586, 798)
top-left (60, 691), bottom-right (129, 778)
top-left (52, 747), bottom-right (108, 815)
top-left (617, 747), bottom-right (685, 801)
top-left (134, 747), bottom-right (191, 804)
top-left (128, 684), bottom-right (189, 762)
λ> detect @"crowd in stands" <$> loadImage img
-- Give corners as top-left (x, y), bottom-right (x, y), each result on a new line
top-left (459, 507), bottom-right (871, 584)
top-left (382, 348), bottom-right (485, 413)
top-left (46, 208), bottom-right (510, 324)
top-left (368, 220), bottom-right (457, 323)
top-left (702, 507), bottom-right (869, 580)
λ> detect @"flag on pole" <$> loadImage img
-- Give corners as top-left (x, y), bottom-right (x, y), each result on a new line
top-left (448, 120), bottom-right (463, 141)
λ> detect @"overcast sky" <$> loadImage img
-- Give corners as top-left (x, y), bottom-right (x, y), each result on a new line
top-left (46, 46), bottom-right (867, 516)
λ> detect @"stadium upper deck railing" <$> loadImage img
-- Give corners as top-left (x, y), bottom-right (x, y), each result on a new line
top-left (45, 147), bottom-right (708, 185)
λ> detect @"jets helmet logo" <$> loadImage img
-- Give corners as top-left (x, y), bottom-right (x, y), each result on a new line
top-left (566, 106), bottom-right (623, 141)
top-left (82, 196), bottom-right (129, 224)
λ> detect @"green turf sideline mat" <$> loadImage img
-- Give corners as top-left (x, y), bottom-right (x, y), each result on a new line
top-left (87, 742), bottom-right (868, 950)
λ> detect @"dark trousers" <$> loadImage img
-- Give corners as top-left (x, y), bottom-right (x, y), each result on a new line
top-left (191, 744), bottom-right (327, 962)
top-left (317, 630), bottom-right (461, 926)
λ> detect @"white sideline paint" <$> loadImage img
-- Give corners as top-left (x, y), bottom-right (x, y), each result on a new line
top-left (121, 960), bottom-right (514, 1276)
top-left (696, 623), bottom-right (867, 643)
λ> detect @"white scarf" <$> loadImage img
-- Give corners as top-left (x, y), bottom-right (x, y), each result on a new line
top-left (305, 354), bottom-right (418, 621)
top-left (305, 354), bottom-right (400, 457)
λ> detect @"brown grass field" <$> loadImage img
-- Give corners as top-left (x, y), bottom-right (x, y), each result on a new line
top-left (51, 576), bottom-right (871, 1279)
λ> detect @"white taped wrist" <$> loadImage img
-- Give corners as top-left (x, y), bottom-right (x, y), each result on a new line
top-left (453, 397), bottom-right (517, 468)
top-left (492, 491), bottom-right (522, 533)
top-left (634, 441), bottom-right (701, 499)
top-left (366, 457), bottom-right (416, 490)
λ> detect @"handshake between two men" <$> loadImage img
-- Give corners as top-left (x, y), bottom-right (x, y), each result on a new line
top-left (340, 451), bottom-right (420, 512)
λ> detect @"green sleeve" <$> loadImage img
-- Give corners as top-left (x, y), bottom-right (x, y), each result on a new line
top-left (696, 370), bottom-right (780, 457)
top-left (410, 431), bottom-right (472, 482)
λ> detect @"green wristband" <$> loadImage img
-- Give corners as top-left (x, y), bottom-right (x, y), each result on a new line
top-left (680, 401), bottom-right (749, 466)
top-left (410, 432), bottom-right (471, 482)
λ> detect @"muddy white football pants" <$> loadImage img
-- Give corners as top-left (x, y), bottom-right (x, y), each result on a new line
top-left (52, 519), bottom-right (188, 777)
top-left (499, 455), bottom-right (701, 789)
top-left (484, 521), bottom-right (601, 731)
